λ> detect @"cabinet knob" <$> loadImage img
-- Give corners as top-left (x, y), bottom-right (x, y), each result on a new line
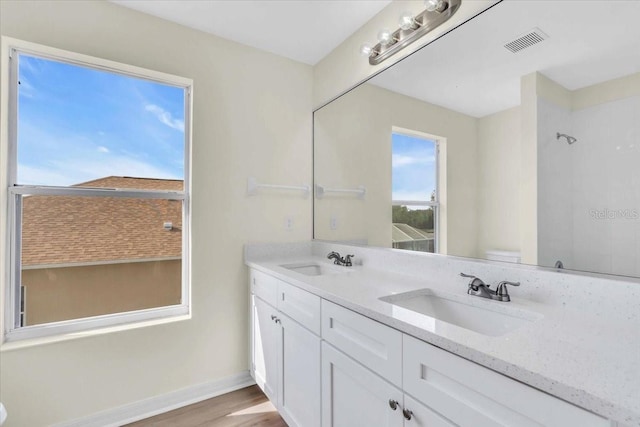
top-left (275, 318), bottom-right (281, 324)
top-left (403, 408), bottom-right (413, 421)
top-left (388, 399), bottom-right (399, 411)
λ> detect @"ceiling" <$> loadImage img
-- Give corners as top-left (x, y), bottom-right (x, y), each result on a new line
top-left (370, 0), bottom-right (640, 118)
top-left (111, 0), bottom-right (391, 65)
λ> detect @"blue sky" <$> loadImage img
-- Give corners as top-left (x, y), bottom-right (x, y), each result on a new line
top-left (392, 133), bottom-right (436, 202)
top-left (17, 54), bottom-right (185, 186)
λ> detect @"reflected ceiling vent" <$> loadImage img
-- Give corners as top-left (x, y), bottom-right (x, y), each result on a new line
top-left (504, 28), bottom-right (548, 53)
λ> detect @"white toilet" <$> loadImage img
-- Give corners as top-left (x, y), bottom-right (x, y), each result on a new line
top-left (486, 249), bottom-right (521, 264)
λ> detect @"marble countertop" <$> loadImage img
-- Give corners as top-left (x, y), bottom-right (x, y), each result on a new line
top-left (246, 255), bottom-right (640, 426)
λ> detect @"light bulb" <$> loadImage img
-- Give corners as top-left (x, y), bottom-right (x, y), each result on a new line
top-left (359, 43), bottom-right (373, 57)
top-left (424, 0), bottom-right (444, 12)
top-left (398, 12), bottom-right (415, 30)
top-left (377, 28), bottom-right (393, 46)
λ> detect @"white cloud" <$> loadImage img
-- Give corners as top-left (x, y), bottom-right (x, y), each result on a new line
top-left (392, 154), bottom-right (434, 168)
top-left (17, 164), bottom-right (74, 186)
top-left (18, 156), bottom-right (181, 187)
top-left (16, 112), bottom-right (183, 187)
top-left (18, 77), bottom-right (36, 98)
top-left (145, 104), bottom-right (184, 132)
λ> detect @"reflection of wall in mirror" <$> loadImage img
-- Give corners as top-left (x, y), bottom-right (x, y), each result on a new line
top-left (314, 83), bottom-right (478, 257)
top-left (476, 106), bottom-right (522, 259)
top-left (314, 71), bottom-right (640, 276)
top-left (537, 72), bottom-right (640, 277)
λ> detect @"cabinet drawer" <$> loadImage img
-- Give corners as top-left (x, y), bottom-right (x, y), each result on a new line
top-left (277, 281), bottom-right (321, 335)
top-left (322, 300), bottom-right (402, 387)
top-left (250, 269), bottom-right (279, 307)
top-left (403, 335), bottom-right (608, 427)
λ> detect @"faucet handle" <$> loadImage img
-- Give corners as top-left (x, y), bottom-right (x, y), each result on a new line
top-left (460, 272), bottom-right (484, 291)
top-left (344, 254), bottom-right (355, 267)
top-left (499, 280), bottom-right (520, 287)
top-left (496, 280), bottom-right (520, 302)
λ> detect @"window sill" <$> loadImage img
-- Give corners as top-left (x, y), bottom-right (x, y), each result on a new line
top-left (0, 312), bottom-right (191, 352)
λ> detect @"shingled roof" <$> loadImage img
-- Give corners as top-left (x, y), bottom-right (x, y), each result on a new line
top-left (21, 177), bottom-right (183, 266)
top-left (392, 223), bottom-right (431, 243)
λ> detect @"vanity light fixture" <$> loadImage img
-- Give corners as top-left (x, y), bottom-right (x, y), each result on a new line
top-left (377, 28), bottom-right (394, 46)
top-left (362, 0), bottom-right (462, 65)
top-left (398, 11), bottom-right (418, 31)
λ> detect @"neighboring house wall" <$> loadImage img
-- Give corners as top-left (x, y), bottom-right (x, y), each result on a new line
top-left (22, 260), bottom-right (181, 326)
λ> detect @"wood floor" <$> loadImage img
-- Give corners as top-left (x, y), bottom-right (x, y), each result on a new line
top-left (126, 385), bottom-right (287, 427)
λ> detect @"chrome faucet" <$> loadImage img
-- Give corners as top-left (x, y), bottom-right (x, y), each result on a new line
top-left (460, 273), bottom-right (520, 302)
top-left (327, 251), bottom-right (354, 267)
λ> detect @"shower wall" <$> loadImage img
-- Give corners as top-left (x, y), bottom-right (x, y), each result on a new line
top-left (538, 94), bottom-right (640, 277)
top-left (537, 98), bottom-right (573, 269)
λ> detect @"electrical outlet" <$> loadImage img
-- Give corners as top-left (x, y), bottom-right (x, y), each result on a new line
top-left (285, 216), bottom-right (294, 231)
top-left (330, 215), bottom-right (338, 230)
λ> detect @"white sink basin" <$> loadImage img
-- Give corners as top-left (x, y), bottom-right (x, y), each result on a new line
top-left (280, 262), bottom-right (348, 276)
top-left (380, 289), bottom-right (542, 337)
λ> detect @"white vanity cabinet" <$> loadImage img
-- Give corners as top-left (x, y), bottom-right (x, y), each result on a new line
top-left (321, 301), bottom-right (456, 427)
top-left (250, 268), bottom-right (611, 427)
top-left (321, 341), bottom-right (457, 427)
top-left (250, 270), bottom-right (321, 427)
top-left (320, 300), bottom-right (607, 427)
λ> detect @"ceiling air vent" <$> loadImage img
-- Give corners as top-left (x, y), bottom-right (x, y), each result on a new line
top-left (504, 28), bottom-right (548, 53)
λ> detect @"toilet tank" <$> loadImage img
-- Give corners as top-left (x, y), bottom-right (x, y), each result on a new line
top-left (485, 250), bottom-right (521, 264)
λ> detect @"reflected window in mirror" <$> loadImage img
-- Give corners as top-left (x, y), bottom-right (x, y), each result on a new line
top-left (392, 130), bottom-right (440, 254)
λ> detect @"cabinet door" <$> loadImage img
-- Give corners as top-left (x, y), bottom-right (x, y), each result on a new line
top-left (322, 342), bottom-right (403, 427)
top-left (252, 295), bottom-right (279, 402)
top-left (402, 395), bottom-right (456, 427)
top-left (278, 313), bottom-right (322, 427)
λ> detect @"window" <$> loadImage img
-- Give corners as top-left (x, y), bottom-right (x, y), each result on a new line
top-left (3, 39), bottom-right (192, 341)
top-left (391, 131), bottom-right (439, 253)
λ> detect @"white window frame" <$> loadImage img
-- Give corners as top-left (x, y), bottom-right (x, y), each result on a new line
top-left (391, 128), bottom-right (442, 254)
top-left (1, 37), bottom-right (193, 343)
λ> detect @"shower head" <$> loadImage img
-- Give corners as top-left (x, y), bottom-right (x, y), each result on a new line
top-left (556, 132), bottom-right (577, 144)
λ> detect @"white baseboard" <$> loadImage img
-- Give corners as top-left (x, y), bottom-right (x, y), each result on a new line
top-left (53, 371), bottom-right (255, 427)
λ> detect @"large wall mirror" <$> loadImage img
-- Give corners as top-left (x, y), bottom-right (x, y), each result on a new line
top-left (314, 0), bottom-right (640, 278)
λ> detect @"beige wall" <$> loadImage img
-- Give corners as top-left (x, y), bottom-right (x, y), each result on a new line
top-left (476, 106), bottom-right (521, 257)
top-left (313, 0), bottom-right (496, 109)
top-left (23, 260), bottom-right (181, 326)
top-left (519, 73), bottom-right (539, 264)
top-left (314, 83), bottom-right (478, 258)
top-left (0, 1), bottom-right (312, 426)
top-left (572, 72), bottom-right (640, 110)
